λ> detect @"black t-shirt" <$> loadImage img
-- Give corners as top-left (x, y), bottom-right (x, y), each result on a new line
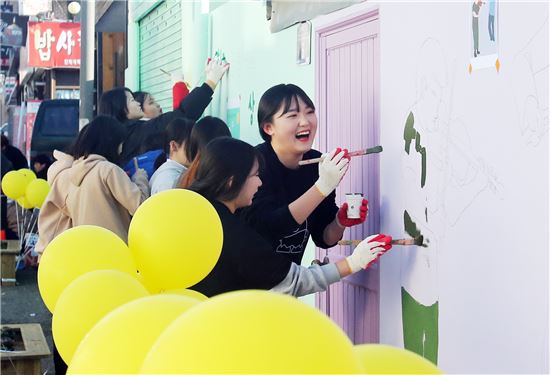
top-left (190, 200), bottom-right (291, 297)
top-left (239, 142), bottom-right (339, 265)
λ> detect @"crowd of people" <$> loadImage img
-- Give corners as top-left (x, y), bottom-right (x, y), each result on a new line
top-left (33, 58), bottom-right (393, 298)
top-left (3, 58), bottom-right (394, 372)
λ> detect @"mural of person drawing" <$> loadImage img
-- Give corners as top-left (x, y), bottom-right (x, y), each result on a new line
top-left (400, 38), bottom-right (504, 365)
top-left (488, 0), bottom-right (496, 42)
top-left (470, 0), bottom-right (499, 71)
top-left (472, 0), bottom-right (482, 57)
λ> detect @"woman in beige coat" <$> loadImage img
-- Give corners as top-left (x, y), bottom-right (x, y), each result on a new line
top-left (36, 115), bottom-right (150, 255)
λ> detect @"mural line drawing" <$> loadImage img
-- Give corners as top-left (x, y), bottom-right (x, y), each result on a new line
top-left (400, 37), bottom-right (505, 365)
top-left (510, 17), bottom-right (549, 147)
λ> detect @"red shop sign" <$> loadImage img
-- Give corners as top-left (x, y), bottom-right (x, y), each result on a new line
top-left (28, 22), bottom-right (81, 68)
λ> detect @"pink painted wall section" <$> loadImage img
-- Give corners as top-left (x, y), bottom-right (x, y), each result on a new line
top-left (315, 11), bottom-right (380, 344)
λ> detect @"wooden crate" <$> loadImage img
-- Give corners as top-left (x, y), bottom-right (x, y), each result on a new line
top-left (1, 324), bottom-right (51, 375)
top-left (0, 240), bottom-right (20, 286)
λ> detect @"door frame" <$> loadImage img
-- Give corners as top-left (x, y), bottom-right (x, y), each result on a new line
top-left (314, 5), bottom-right (381, 343)
top-left (315, 6), bottom-right (379, 152)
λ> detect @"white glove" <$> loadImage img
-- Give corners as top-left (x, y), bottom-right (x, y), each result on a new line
top-left (314, 148), bottom-right (349, 197)
top-left (131, 168), bottom-right (148, 184)
top-left (205, 59), bottom-right (229, 87)
top-left (346, 234), bottom-right (391, 273)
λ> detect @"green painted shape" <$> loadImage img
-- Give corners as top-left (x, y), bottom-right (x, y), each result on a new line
top-left (415, 132), bottom-right (427, 188)
top-left (403, 111), bottom-right (427, 187)
top-left (227, 107), bottom-right (240, 139)
top-left (403, 111), bottom-right (416, 154)
top-left (404, 210), bottom-right (422, 238)
top-left (248, 92), bottom-right (255, 126)
top-left (414, 131), bottom-right (422, 152)
top-left (401, 287), bottom-right (439, 365)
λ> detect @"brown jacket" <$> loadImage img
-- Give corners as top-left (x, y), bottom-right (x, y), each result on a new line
top-left (36, 151), bottom-right (149, 254)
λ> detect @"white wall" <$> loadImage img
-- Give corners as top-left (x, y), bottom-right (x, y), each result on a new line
top-left (378, 2), bottom-right (549, 373)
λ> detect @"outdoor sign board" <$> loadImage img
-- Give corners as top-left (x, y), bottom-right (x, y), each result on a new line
top-left (27, 22), bottom-right (80, 68)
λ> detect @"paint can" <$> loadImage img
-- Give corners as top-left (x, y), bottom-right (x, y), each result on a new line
top-left (345, 193), bottom-right (363, 219)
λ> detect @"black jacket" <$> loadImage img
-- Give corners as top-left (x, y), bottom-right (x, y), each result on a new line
top-left (239, 142), bottom-right (338, 265)
top-left (119, 83), bottom-right (213, 165)
top-left (3, 145), bottom-right (28, 170)
top-left (190, 200), bottom-right (291, 297)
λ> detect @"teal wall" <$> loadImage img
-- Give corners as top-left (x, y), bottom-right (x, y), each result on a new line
top-left (203, 1), bottom-right (315, 146)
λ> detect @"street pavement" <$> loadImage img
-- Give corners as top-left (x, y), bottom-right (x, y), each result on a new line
top-left (1, 266), bottom-right (55, 374)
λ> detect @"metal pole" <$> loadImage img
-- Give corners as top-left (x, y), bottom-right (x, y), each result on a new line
top-left (79, 0), bottom-right (95, 129)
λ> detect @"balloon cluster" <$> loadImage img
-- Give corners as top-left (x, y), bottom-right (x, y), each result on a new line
top-left (1, 168), bottom-right (51, 265)
top-left (1, 168), bottom-right (50, 209)
top-left (37, 190), bottom-right (442, 374)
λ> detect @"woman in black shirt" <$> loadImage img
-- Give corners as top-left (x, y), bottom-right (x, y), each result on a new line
top-left (98, 60), bottom-right (229, 167)
top-left (240, 84), bottom-right (369, 265)
top-left (186, 137), bottom-right (391, 297)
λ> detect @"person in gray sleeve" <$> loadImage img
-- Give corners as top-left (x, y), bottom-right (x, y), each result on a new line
top-left (185, 137), bottom-right (392, 297)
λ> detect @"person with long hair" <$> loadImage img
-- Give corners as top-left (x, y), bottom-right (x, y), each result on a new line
top-left (149, 117), bottom-right (194, 194)
top-left (240, 84), bottom-right (369, 266)
top-left (177, 116), bottom-right (231, 188)
top-left (36, 115), bottom-right (149, 255)
top-left (185, 137), bottom-right (392, 297)
top-left (133, 91), bottom-right (163, 120)
top-left (134, 73), bottom-right (190, 120)
top-left (98, 59), bottom-right (229, 167)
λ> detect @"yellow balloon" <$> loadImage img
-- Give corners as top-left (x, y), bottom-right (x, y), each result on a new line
top-left (18, 168), bottom-right (36, 182)
top-left (1, 170), bottom-right (27, 199)
top-left (354, 344), bottom-right (442, 374)
top-left (68, 294), bottom-right (199, 374)
top-left (136, 271), bottom-right (160, 294)
top-left (53, 270), bottom-right (148, 364)
top-left (141, 290), bottom-right (361, 374)
top-left (18, 168), bottom-right (36, 193)
top-left (26, 178), bottom-right (50, 208)
top-left (162, 288), bottom-right (208, 301)
top-left (128, 189), bottom-right (223, 291)
top-left (16, 196), bottom-right (34, 209)
top-left (38, 225), bottom-right (137, 312)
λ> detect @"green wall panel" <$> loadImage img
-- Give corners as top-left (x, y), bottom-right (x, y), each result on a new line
top-left (138, 0), bottom-right (182, 112)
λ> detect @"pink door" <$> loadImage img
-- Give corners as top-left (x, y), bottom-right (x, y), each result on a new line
top-left (315, 10), bottom-right (380, 344)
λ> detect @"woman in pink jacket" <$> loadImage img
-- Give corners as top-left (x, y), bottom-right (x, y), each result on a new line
top-left (36, 115), bottom-right (150, 256)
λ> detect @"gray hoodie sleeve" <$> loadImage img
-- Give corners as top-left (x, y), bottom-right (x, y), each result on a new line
top-left (270, 263), bottom-right (341, 297)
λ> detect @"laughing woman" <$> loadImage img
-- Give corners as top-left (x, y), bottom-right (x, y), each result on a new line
top-left (186, 137), bottom-right (391, 297)
top-left (240, 84), bottom-right (369, 265)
